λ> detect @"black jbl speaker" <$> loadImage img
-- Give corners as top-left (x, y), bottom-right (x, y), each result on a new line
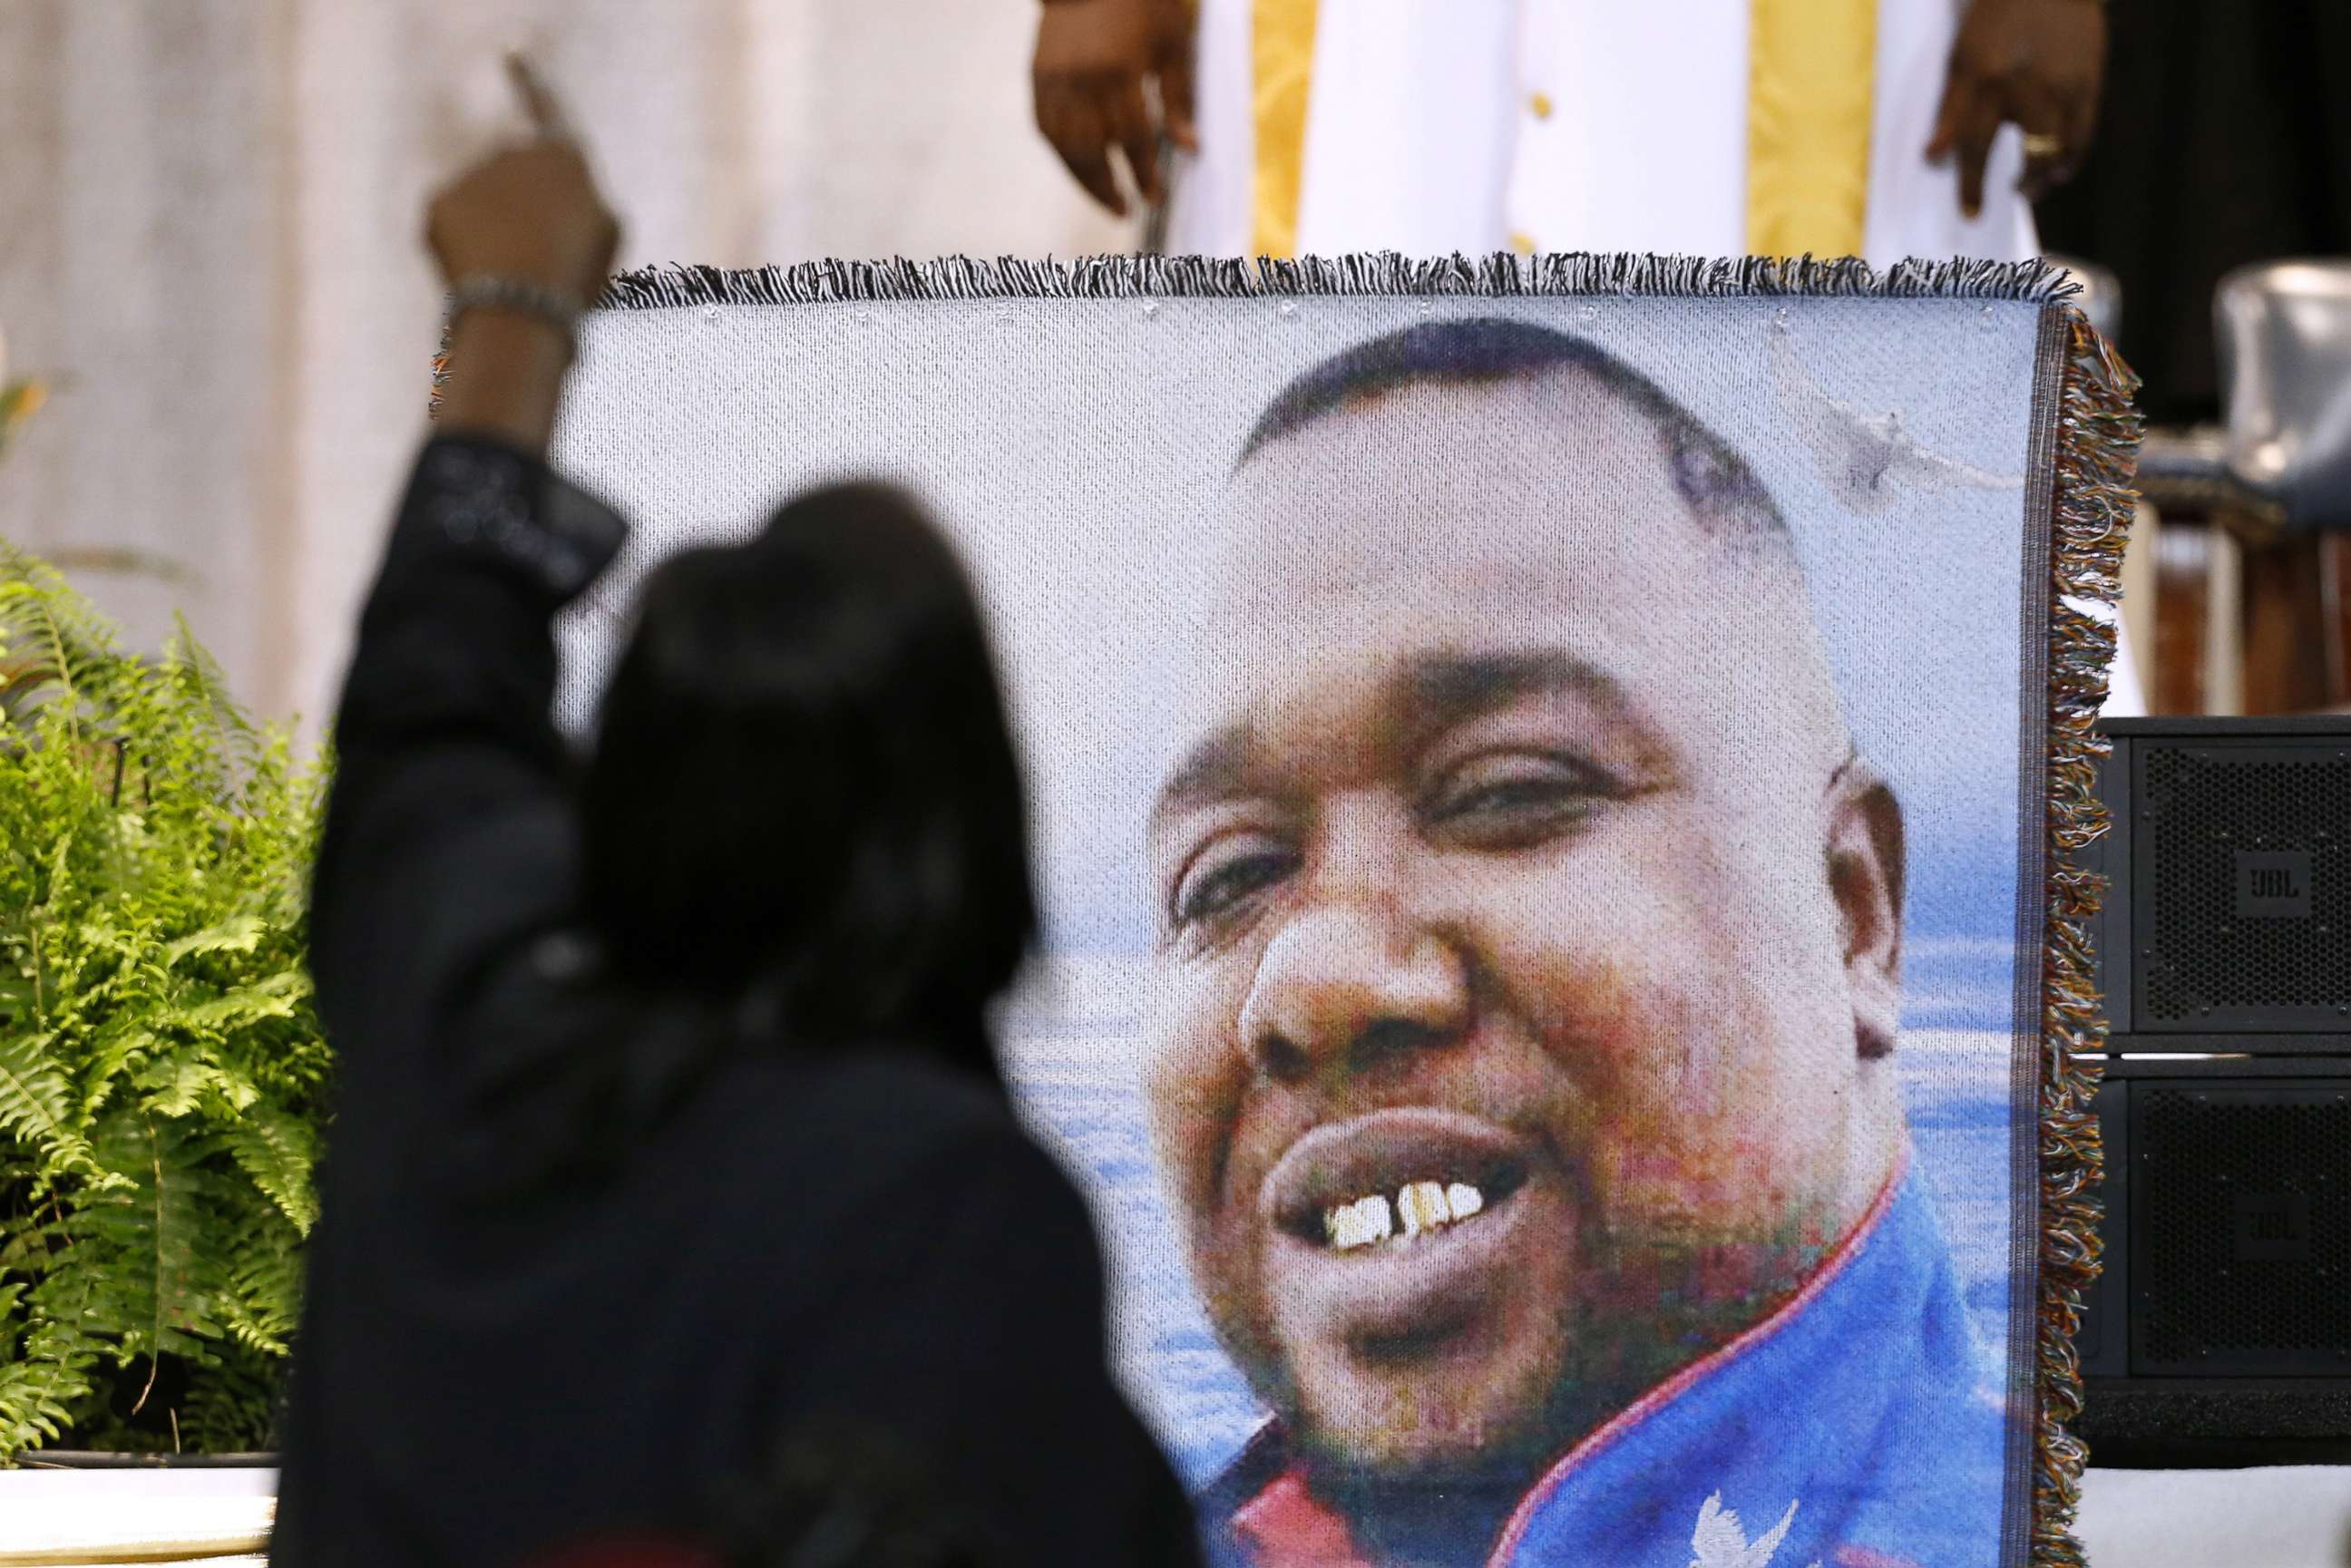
top-left (2079, 718), bottom-right (2351, 1466)
top-left (2095, 717), bottom-right (2351, 1040)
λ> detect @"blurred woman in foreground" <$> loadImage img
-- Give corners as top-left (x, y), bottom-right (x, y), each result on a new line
top-left (270, 63), bottom-right (1197, 1568)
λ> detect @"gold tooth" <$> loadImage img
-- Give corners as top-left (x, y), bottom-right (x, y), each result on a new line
top-left (1397, 1181), bottom-right (1451, 1237)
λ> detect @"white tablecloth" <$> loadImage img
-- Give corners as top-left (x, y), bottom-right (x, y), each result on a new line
top-left (0, 1466), bottom-right (272, 1566)
top-left (2076, 1466), bottom-right (2351, 1568)
top-left (4, 1464), bottom-right (2345, 1566)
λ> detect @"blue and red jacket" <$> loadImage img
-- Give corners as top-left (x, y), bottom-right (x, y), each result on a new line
top-left (1203, 1167), bottom-right (2013, 1568)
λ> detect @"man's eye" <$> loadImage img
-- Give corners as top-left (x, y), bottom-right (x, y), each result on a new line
top-left (1426, 754), bottom-right (1608, 840)
top-left (1173, 842), bottom-right (1299, 927)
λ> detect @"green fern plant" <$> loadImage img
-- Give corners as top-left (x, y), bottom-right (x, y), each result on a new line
top-left (0, 541), bottom-right (329, 1460)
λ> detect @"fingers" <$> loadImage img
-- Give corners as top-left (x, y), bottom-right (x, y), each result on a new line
top-left (1039, 75), bottom-right (1168, 212)
top-left (2013, 82), bottom-right (2069, 200)
top-left (2044, 70), bottom-right (2102, 194)
top-left (504, 52), bottom-right (573, 143)
top-left (1038, 89), bottom-right (1130, 215)
top-left (1938, 80), bottom-right (2004, 220)
top-left (1933, 0), bottom-right (2105, 210)
top-left (2018, 147), bottom-right (2073, 200)
top-left (423, 62), bottom-right (623, 304)
top-left (1155, 23), bottom-right (1198, 151)
top-left (1033, 0), bottom-right (1187, 213)
top-left (2036, 0), bottom-right (2107, 197)
top-left (1035, 64), bottom-right (1166, 214)
top-left (1104, 80), bottom-right (1164, 207)
top-left (1925, 63), bottom-right (1966, 164)
top-left (1956, 120), bottom-right (1996, 220)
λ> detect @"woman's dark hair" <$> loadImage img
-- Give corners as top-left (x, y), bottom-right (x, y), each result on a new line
top-left (580, 483), bottom-right (1037, 1064)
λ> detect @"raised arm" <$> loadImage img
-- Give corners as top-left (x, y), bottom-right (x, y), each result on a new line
top-left (309, 67), bottom-right (625, 1054)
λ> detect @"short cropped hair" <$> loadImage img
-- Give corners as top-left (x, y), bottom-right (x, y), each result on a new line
top-left (1238, 317), bottom-right (1793, 560)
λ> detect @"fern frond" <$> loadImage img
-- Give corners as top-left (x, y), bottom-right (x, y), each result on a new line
top-left (80, 1114), bottom-right (232, 1374)
top-left (0, 542), bottom-right (125, 725)
top-left (160, 915), bottom-right (268, 968)
top-left (132, 1048), bottom-right (218, 1118)
top-left (74, 1023), bottom-right (156, 1121)
top-left (220, 1207), bottom-right (305, 1356)
top-left (0, 1027), bottom-right (98, 1181)
top-left (0, 1281), bottom-right (102, 1462)
top-left (166, 613), bottom-right (261, 788)
top-left (170, 971), bottom-right (307, 1032)
top-left (0, 1335), bottom-right (98, 1458)
top-left (176, 1343), bottom-right (283, 1453)
top-left (222, 1107), bottom-right (318, 1236)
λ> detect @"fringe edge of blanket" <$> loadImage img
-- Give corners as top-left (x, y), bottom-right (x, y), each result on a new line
top-left (2035, 313), bottom-right (2138, 1568)
top-left (512, 251), bottom-right (2138, 1567)
top-left (596, 250), bottom-right (2082, 307)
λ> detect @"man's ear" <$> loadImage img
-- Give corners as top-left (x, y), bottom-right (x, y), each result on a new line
top-left (1826, 761), bottom-right (1906, 1060)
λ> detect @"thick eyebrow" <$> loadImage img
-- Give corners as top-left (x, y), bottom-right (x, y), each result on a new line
top-left (1152, 725), bottom-right (1254, 824)
top-left (1400, 649), bottom-right (1637, 739)
top-left (1149, 649), bottom-right (1643, 823)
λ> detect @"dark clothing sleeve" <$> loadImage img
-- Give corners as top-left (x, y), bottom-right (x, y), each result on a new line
top-left (787, 1120), bottom-right (1205, 1568)
top-left (307, 434), bottom-right (626, 1088)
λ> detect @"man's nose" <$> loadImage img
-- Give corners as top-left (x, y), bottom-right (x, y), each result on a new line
top-left (1236, 900), bottom-right (1469, 1087)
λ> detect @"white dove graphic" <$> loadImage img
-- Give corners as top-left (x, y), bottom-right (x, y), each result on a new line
top-left (1769, 318), bottom-right (2020, 514)
top-left (1688, 1491), bottom-right (1822, 1568)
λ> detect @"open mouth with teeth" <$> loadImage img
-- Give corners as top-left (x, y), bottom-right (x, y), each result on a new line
top-left (1266, 1109), bottom-right (1534, 1256)
top-left (1319, 1172), bottom-right (1525, 1250)
top-left (1260, 1108), bottom-right (1552, 1349)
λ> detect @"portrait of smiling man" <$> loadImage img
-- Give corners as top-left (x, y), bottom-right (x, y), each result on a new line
top-left (1143, 318), bottom-right (2011, 1568)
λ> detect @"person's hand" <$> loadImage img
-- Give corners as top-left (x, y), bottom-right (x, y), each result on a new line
top-left (425, 56), bottom-right (621, 306)
top-left (1033, 0), bottom-right (1196, 218)
top-left (430, 56), bottom-right (620, 454)
top-left (1927, 0), bottom-right (2106, 218)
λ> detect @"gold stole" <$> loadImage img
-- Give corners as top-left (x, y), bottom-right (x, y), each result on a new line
top-left (1250, 0), bottom-right (1319, 258)
top-left (1745, 0), bottom-right (1878, 258)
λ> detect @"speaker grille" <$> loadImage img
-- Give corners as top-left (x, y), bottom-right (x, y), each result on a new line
top-left (2141, 743), bottom-right (2351, 1027)
top-left (2136, 1085), bottom-right (2351, 1375)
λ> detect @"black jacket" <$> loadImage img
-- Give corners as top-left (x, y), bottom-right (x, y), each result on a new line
top-left (272, 436), bottom-right (1197, 1568)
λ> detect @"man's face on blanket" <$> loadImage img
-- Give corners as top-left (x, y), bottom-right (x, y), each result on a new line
top-left (1143, 370), bottom-right (1907, 1483)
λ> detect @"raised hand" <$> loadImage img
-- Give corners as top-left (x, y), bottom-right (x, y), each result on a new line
top-left (429, 55), bottom-right (622, 454)
top-left (425, 55), bottom-right (620, 307)
top-left (1032, 0), bottom-right (1197, 218)
top-left (1927, 0), bottom-right (2105, 218)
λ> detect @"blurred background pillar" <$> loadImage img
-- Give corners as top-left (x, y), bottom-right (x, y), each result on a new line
top-left (0, 0), bottom-right (1128, 733)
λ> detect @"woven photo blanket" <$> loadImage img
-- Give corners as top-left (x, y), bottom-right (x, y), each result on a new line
top-left (549, 256), bottom-right (2134, 1568)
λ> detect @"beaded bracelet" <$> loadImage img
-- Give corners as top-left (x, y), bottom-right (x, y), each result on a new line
top-left (447, 275), bottom-right (587, 344)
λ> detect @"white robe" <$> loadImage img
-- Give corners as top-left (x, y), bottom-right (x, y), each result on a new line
top-left (1168, 0), bottom-right (2039, 268)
